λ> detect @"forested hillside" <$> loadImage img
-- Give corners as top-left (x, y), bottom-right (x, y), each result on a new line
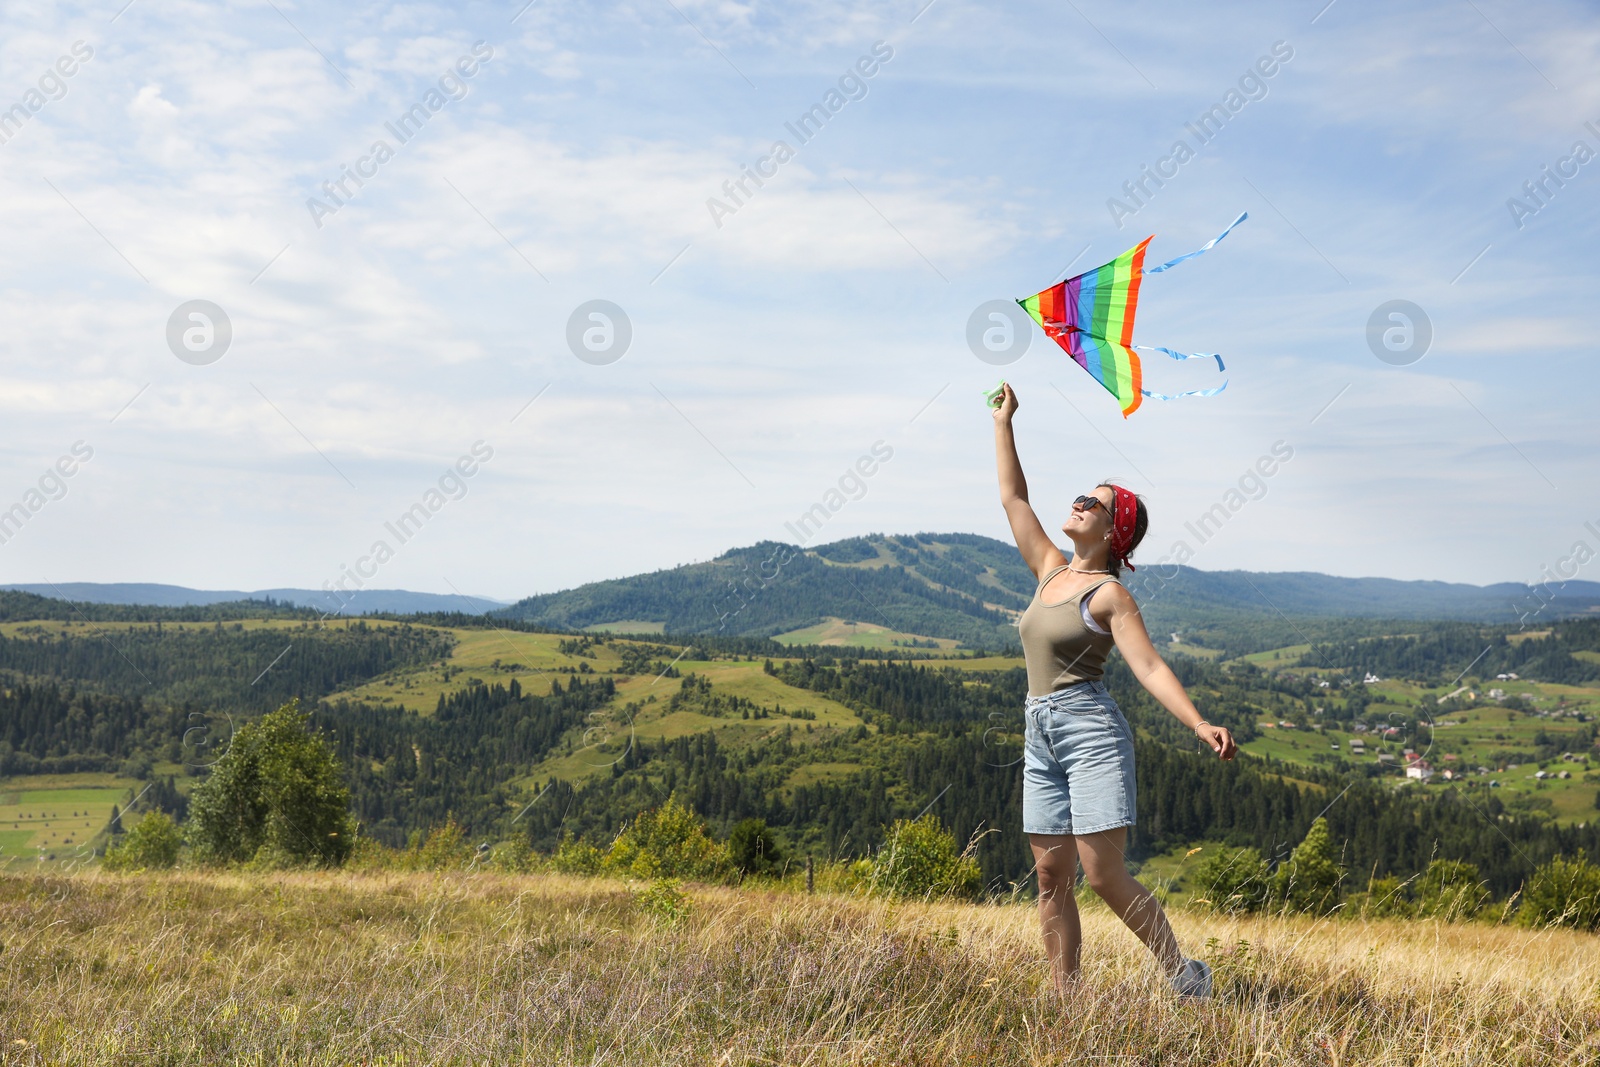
top-left (1, 595), bottom-right (1596, 903)
top-left (0, 621), bottom-right (452, 712)
top-left (498, 538), bottom-right (1025, 648)
top-left (1297, 621), bottom-right (1600, 685)
top-left (509, 654), bottom-right (1598, 894)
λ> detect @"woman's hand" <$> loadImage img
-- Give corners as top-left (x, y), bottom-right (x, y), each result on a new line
top-left (991, 381), bottom-right (1018, 424)
top-left (1197, 722), bottom-right (1237, 760)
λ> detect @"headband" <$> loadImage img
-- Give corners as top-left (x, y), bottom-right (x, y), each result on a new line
top-left (1107, 484), bottom-right (1139, 572)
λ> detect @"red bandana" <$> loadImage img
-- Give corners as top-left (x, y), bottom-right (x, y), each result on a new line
top-left (1107, 484), bottom-right (1138, 572)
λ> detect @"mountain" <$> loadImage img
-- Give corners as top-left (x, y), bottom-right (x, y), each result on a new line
top-left (0, 583), bottom-right (510, 616)
top-left (14, 535), bottom-right (1597, 647)
top-left (496, 532), bottom-right (1600, 649)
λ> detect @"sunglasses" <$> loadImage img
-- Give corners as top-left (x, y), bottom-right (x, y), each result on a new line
top-left (1072, 494), bottom-right (1111, 515)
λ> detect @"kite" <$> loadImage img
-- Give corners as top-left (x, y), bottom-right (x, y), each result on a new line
top-left (1014, 212), bottom-right (1246, 418)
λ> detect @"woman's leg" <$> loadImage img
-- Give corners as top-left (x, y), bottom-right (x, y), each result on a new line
top-left (1029, 833), bottom-right (1082, 992)
top-left (1075, 827), bottom-right (1185, 978)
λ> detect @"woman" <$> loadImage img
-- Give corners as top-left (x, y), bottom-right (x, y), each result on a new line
top-left (991, 381), bottom-right (1236, 998)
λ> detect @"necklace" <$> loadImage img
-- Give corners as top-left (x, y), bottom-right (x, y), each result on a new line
top-left (1067, 563), bottom-right (1110, 574)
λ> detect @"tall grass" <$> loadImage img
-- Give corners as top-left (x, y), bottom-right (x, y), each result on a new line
top-left (0, 869), bottom-right (1596, 1065)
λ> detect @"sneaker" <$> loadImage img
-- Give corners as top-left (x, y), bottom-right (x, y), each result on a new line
top-left (1170, 957), bottom-right (1213, 999)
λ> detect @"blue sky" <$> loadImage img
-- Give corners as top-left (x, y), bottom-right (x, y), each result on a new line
top-left (0, 0), bottom-right (1596, 602)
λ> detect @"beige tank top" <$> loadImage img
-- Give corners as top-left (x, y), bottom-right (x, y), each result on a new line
top-left (1017, 565), bottom-right (1119, 697)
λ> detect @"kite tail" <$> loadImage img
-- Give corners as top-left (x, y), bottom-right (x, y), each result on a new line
top-left (1142, 380), bottom-right (1229, 402)
top-left (1131, 344), bottom-right (1226, 374)
top-left (1143, 212), bottom-right (1248, 274)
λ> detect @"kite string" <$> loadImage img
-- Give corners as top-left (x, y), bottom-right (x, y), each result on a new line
top-left (1143, 211), bottom-right (1248, 274)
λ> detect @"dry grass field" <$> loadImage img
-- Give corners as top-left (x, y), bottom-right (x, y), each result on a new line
top-left (0, 869), bottom-right (1596, 1065)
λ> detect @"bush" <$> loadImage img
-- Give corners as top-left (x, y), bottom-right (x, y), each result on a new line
top-left (1193, 846), bottom-right (1272, 913)
top-left (489, 839), bottom-right (538, 873)
top-left (102, 811), bottom-right (182, 871)
top-left (404, 820), bottom-right (473, 871)
top-left (1352, 875), bottom-right (1414, 919)
top-left (344, 835), bottom-right (402, 871)
top-left (551, 832), bottom-right (604, 875)
top-left (1518, 852), bottom-right (1600, 932)
top-left (604, 797), bottom-right (729, 881)
top-left (1270, 817), bottom-right (1344, 916)
top-left (186, 699), bottom-right (352, 867)
top-left (866, 814), bottom-right (981, 901)
top-left (727, 818), bottom-right (785, 876)
top-left (1415, 859), bottom-right (1490, 921)
top-left (632, 878), bottom-right (691, 925)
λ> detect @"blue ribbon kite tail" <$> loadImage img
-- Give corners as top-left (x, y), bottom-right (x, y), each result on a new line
top-left (1141, 380), bottom-right (1229, 402)
top-left (1144, 211), bottom-right (1248, 274)
top-left (1128, 211), bottom-right (1245, 400)
top-left (1131, 343), bottom-right (1226, 374)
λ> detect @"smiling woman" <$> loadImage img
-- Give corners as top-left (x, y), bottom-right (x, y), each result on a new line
top-left (990, 380), bottom-right (1237, 1000)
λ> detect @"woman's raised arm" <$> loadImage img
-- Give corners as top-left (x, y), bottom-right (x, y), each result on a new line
top-left (992, 383), bottom-right (1067, 580)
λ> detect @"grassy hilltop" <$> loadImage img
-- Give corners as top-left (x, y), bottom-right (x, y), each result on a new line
top-left (1, 868), bottom-right (1596, 1065)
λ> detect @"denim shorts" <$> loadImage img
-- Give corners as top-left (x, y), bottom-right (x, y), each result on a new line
top-left (1022, 679), bottom-right (1138, 836)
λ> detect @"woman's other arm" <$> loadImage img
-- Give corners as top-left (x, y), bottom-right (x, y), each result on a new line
top-left (1102, 584), bottom-right (1237, 759)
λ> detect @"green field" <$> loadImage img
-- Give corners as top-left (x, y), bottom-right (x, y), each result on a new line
top-left (521, 656), bottom-right (870, 786)
top-left (581, 619), bottom-right (666, 633)
top-left (339, 627), bottom-right (608, 712)
top-left (330, 624), bottom-right (1600, 827)
top-left (1233, 664), bottom-right (1600, 825)
top-left (772, 616), bottom-right (960, 650)
top-left (0, 774), bottom-right (144, 863)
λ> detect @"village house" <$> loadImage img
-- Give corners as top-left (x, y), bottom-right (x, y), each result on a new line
top-left (1404, 755), bottom-right (1433, 781)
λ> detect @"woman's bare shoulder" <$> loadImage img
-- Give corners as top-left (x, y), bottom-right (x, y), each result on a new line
top-left (1098, 580), bottom-right (1141, 613)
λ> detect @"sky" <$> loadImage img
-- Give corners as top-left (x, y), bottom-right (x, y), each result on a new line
top-left (0, 0), bottom-right (1597, 605)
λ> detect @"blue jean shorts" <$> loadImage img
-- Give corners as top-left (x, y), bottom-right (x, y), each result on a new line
top-left (1022, 680), bottom-right (1138, 836)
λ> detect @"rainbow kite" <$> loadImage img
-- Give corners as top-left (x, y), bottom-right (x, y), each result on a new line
top-left (1017, 213), bottom-right (1246, 417)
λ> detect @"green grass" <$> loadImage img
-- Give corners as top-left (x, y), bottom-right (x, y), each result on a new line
top-left (0, 777), bottom-right (144, 863)
top-left (15, 788), bottom-right (127, 805)
top-left (1131, 840), bottom-right (1222, 907)
top-left (1167, 641), bottom-right (1227, 660)
top-left (340, 627), bottom-right (614, 712)
top-left (1236, 643), bottom-right (1311, 666)
top-left (782, 761), bottom-right (865, 789)
top-left (521, 659), bottom-right (869, 786)
top-left (0, 829), bottom-right (34, 854)
top-left (771, 616), bottom-right (961, 650)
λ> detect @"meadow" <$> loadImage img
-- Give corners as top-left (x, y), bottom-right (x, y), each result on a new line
top-left (0, 868), bottom-right (1596, 1065)
top-left (771, 617), bottom-right (961, 651)
top-left (0, 775), bottom-right (144, 867)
